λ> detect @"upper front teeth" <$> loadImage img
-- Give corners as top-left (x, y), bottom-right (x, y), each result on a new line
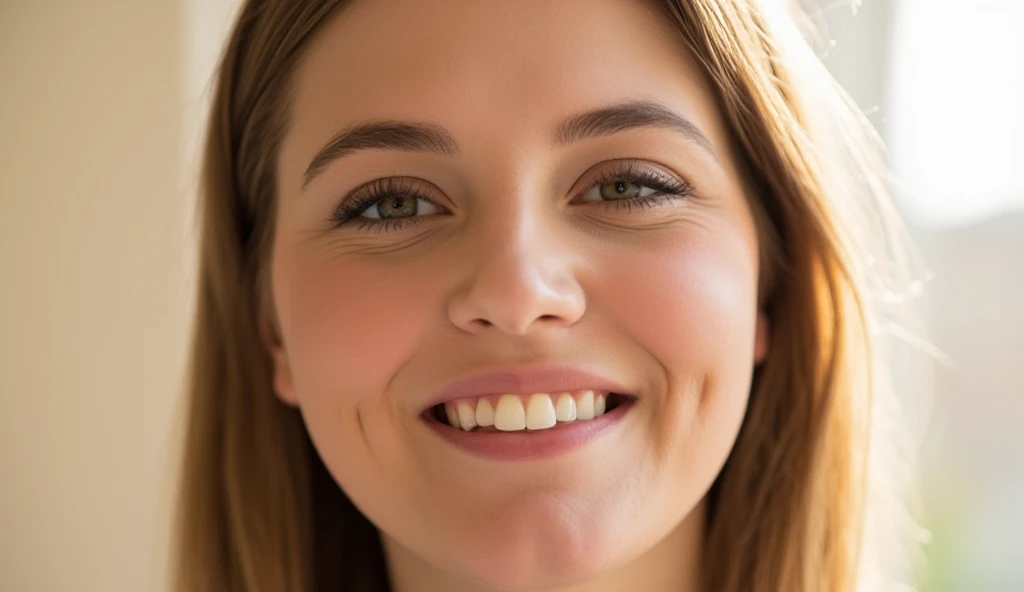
top-left (443, 390), bottom-right (610, 432)
top-left (525, 394), bottom-right (556, 430)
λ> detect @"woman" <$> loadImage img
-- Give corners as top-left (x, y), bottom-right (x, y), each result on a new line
top-left (173, 0), bottom-right (920, 590)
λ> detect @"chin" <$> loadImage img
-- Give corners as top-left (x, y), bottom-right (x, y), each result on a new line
top-left (436, 502), bottom-right (632, 591)
top-left (453, 546), bottom-right (610, 591)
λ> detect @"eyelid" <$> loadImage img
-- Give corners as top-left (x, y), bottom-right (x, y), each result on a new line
top-left (332, 176), bottom-right (450, 222)
top-left (346, 176), bottom-right (446, 204)
top-left (569, 159), bottom-right (694, 200)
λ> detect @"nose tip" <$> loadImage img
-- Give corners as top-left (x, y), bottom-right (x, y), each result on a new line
top-left (447, 264), bottom-right (586, 336)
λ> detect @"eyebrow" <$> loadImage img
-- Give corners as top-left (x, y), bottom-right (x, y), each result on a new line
top-left (302, 122), bottom-right (457, 189)
top-left (302, 100), bottom-right (717, 190)
top-left (554, 100), bottom-right (718, 159)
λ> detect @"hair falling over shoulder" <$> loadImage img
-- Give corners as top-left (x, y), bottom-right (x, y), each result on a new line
top-left (171, 1), bottom-right (924, 590)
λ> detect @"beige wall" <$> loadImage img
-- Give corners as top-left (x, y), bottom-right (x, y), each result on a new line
top-left (1, 3), bottom-right (194, 591)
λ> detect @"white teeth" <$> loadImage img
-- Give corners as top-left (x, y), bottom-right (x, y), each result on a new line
top-left (576, 390), bottom-right (595, 420)
top-left (525, 394), bottom-right (557, 430)
top-left (475, 398), bottom-right (495, 427)
top-left (440, 390), bottom-right (622, 432)
top-left (457, 401), bottom-right (477, 431)
top-left (555, 393), bottom-right (577, 422)
top-left (494, 394), bottom-right (527, 431)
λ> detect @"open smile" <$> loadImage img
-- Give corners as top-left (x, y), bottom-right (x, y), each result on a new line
top-left (422, 391), bottom-right (637, 461)
top-left (431, 390), bottom-right (634, 431)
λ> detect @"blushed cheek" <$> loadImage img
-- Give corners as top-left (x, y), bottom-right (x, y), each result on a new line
top-left (620, 244), bottom-right (754, 362)
top-left (275, 256), bottom-right (428, 406)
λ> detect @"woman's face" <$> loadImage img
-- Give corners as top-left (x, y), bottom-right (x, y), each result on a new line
top-left (270, 0), bottom-right (767, 588)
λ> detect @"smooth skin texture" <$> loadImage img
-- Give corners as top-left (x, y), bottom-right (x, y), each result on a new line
top-left (268, 0), bottom-right (769, 590)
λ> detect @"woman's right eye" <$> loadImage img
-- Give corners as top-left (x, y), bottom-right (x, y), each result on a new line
top-left (330, 177), bottom-right (449, 231)
top-left (359, 195), bottom-right (443, 220)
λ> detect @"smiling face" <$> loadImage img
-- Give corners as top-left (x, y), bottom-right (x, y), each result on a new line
top-left (267, 0), bottom-right (767, 588)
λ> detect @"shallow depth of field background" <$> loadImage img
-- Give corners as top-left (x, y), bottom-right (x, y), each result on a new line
top-left (1, 1), bottom-right (1021, 590)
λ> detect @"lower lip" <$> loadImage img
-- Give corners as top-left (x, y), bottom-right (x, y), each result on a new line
top-left (424, 399), bottom-right (634, 461)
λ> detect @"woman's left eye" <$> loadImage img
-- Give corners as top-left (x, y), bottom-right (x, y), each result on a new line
top-left (574, 165), bottom-right (695, 207)
top-left (578, 180), bottom-right (664, 203)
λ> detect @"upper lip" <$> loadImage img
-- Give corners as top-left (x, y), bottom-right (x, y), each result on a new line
top-left (423, 364), bottom-right (633, 410)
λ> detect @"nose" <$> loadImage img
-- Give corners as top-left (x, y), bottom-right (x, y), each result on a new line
top-left (447, 209), bottom-right (586, 336)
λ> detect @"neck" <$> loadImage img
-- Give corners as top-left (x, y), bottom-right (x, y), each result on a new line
top-left (383, 501), bottom-right (705, 592)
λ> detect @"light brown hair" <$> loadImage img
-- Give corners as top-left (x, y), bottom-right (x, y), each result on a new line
top-left (172, 1), bottom-right (918, 590)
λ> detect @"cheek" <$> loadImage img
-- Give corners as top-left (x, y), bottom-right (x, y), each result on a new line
top-left (596, 228), bottom-right (759, 459)
top-left (273, 251), bottom-right (430, 405)
top-left (603, 234), bottom-right (759, 376)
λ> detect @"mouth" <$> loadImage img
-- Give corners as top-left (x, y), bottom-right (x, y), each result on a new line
top-left (425, 390), bottom-right (637, 433)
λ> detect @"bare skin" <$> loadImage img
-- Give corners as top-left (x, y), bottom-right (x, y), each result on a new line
top-left (267, 0), bottom-right (768, 590)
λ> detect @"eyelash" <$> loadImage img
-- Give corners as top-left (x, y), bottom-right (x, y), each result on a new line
top-left (329, 163), bottom-right (695, 234)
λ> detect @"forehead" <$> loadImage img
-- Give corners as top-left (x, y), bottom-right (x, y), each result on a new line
top-left (280, 0), bottom-right (731, 180)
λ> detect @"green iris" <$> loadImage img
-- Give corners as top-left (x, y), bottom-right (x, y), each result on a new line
top-left (377, 196), bottom-right (417, 218)
top-left (599, 181), bottom-right (642, 200)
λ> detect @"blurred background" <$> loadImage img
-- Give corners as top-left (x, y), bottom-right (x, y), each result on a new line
top-left (1, 1), bottom-right (1021, 590)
